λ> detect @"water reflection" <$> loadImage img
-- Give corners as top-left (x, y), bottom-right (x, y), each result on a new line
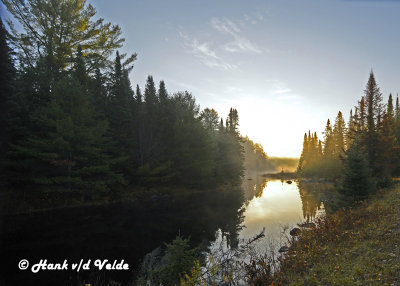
top-left (0, 176), bottom-right (340, 285)
top-left (237, 176), bottom-right (339, 249)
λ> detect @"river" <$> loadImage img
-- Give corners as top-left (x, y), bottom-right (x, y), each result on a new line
top-left (0, 174), bottom-right (339, 285)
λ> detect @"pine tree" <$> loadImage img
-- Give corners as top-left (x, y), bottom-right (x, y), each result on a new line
top-left (347, 109), bottom-right (356, 148)
top-left (158, 80), bottom-right (168, 103)
top-left (136, 85), bottom-right (143, 104)
top-left (363, 71), bottom-right (383, 173)
top-left (358, 97), bottom-right (366, 131)
top-left (3, 0), bottom-right (129, 73)
top-left (219, 118), bottom-right (224, 131)
top-left (323, 119), bottom-right (334, 159)
top-left (297, 133), bottom-right (309, 173)
top-left (144, 75), bottom-right (158, 106)
top-left (109, 52), bottom-right (136, 174)
top-left (395, 95), bottom-right (400, 144)
top-left (333, 111), bottom-right (346, 156)
top-left (388, 93), bottom-right (394, 118)
top-left (89, 68), bottom-right (108, 120)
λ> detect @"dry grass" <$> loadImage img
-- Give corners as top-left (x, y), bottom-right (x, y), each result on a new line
top-left (272, 184), bottom-right (400, 285)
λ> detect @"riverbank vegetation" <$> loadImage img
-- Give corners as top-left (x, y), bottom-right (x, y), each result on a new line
top-left (140, 183), bottom-right (399, 286)
top-left (272, 183), bottom-right (400, 285)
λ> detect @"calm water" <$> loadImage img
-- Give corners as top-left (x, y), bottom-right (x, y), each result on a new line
top-left (0, 175), bottom-right (338, 285)
top-left (211, 175), bottom-right (337, 256)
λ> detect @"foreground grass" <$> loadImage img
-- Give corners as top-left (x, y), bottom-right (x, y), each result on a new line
top-left (274, 184), bottom-right (400, 285)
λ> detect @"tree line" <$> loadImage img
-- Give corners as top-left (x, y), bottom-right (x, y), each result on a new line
top-left (0, 0), bottom-right (252, 198)
top-left (298, 71), bottom-right (400, 199)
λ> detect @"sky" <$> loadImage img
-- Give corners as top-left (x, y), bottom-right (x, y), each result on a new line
top-left (2, 0), bottom-right (400, 157)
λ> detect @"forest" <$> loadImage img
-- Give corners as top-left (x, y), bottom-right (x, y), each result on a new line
top-left (3, 1), bottom-right (400, 286)
top-left (297, 71), bottom-right (400, 199)
top-left (0, 0), bottom-right (272, 212)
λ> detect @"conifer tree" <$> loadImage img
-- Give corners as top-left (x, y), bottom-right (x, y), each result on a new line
top-left (358, 97), bottom-right (366, 131)
top-left (347, 109), bottom-right (356, 148)
top-left (136, 85), bottom-right (143, 104)
top-left (340, 138), bottom-right (375, 201)
top-left (333, 111), bottom-right (346, 156)
top-left (297, 133), bottom-right (309, 173)
top-left (144, 75), bottom-right (158, 106)
top-left (219, 118), bottom-right (224, 131)
top-left (395, 95), bottom-right (400, 144)
top-left (3, 0), bottom-right (128, 72)
top-left (388, 93), bottom-right (394, 118)
top-left (323, 119), bottom-right (334, 159)
top-left (107, 51), bottom-right (135, 179)
top-left (158, 80), bottom-right (168, 103)
top-left (363, 71), bottom-right (383, 173)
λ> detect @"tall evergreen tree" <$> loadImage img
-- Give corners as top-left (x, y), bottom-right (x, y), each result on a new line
top-left (347, 109), bottom-right (356, 148)
top-left (340, 138), bottom-right (375, 201)
top-left (363, 71), bottom-right (383, 174)
top-left (333, 111), bottom-right (346, 156)
top-left (358, 97), bottom-right (366, 131)
top-left (323, 119), bottom-right (334, 159)
top-left (158, 80), bottom-right (168, 103)
top-left (107, 51), bottom-right (135, 179)
top-left (136, 84), bottom-right (143, 104)
top-left (387, 93), bottom-right (394, 118)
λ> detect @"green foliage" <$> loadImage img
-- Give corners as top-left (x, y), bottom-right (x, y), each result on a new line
top-left (2, 0), bottom-right (248, 208)
top-left (200, 108), bottom-right (219, 131)
top-left (340, 139), bottom-right (375, 200)
top-left (138, 235), bottom-right (199, 286)
top-left (8, 76), bottom-right (123, 192)
top-left (298, 71), bottom-right (400, 192)
top-left (272, 186), bottom-right (400, 285)
top-left (2, 0), bottom-right (130, 72)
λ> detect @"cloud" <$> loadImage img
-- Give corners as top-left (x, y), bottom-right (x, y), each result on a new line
top-left (266, 80), bottom-right (292, 94)
top-left (210, 17), bottom-right (262, 54)
top-left (179, 31), bottom-right (236, 70)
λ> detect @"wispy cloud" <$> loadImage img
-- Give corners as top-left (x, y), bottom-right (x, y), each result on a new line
top-left (210, 17), bottom-right (262, 54)
top-left (265, 79), bottom-right (303, 102)
top-left (179, 31), bottom-right (236, 70)
top-left (266, 80), bottom-right (292, 94)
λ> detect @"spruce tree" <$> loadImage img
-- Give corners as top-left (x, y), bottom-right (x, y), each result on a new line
top-left (363, 71), bottom-right (383, 174)
top-left (340, 138), bottom-right (375, 201)
top-left (107, 51), bottom-right (135, 179)
top-left (333, 111), bottom-right (346, 156)
top-left (158, 80), bottom-right (168, 103)
top-left (136, 85), bottom-right (143, 104)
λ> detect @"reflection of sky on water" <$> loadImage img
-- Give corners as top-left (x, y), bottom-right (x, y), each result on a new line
top-left (237, 180), bottom-right (326, 252)
top-left (211, 178), bottom-right (331, 256)
top-left (240, 180), bottom-right (303, 240)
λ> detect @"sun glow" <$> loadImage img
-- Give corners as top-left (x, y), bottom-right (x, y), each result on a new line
top-left (212, 94), bottom-right (326, 158)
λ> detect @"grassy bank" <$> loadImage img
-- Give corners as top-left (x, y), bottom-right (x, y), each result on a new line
top-left (273, 183), bottom-right (400, 285)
